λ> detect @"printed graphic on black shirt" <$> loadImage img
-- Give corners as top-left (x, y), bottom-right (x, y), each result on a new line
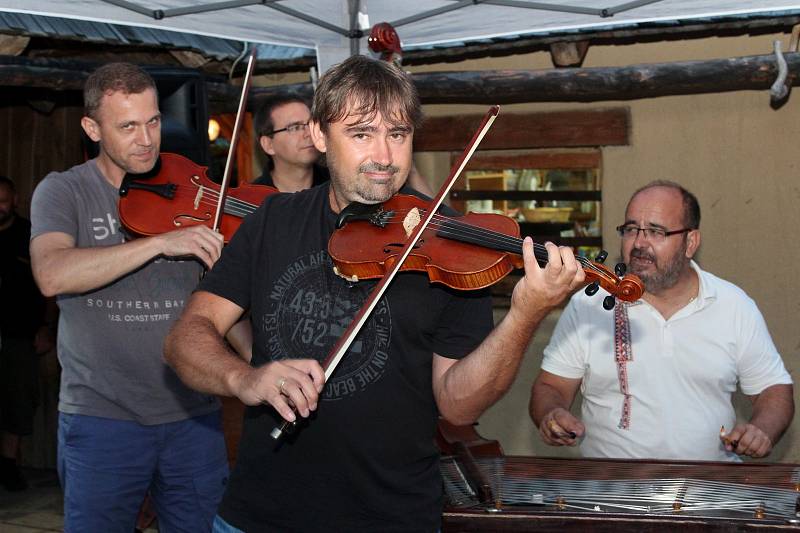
top-left (261, 250), bottom-right (391, 401)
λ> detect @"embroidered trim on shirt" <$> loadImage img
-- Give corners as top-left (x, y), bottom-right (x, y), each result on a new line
top-left (614, 302), bottom-right (633, 430)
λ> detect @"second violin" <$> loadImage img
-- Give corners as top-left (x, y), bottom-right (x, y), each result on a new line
top-left (118, 152), bottom-right (278, 242)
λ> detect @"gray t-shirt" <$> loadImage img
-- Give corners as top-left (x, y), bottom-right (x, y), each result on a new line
top-left (30, 159), bottom-right (219, 425)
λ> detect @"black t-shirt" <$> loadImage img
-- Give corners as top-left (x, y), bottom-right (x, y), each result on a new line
top-left (251, 163), bottom-right (329, 188)
top-left (0, 216), bottom-right (44, 340)
top-left (199, 183), bottom-right (493, 532)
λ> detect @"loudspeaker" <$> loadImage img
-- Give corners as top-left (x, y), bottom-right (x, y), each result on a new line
top-left (82, 66), bottom-right (210, 166)
top-left (148, 67), bottom-right (210, 166)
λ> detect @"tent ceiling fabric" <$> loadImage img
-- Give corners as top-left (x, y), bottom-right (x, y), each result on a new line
top-left (2, 0), bottom-right (800, 71)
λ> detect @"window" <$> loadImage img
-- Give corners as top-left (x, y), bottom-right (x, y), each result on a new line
top-left (451, 150), bottom-right (603, 258)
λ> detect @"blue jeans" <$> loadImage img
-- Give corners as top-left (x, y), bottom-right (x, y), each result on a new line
top-left (58, 411), bottom-right (228, 533)
top-left (213, 514), bottom-right (246, 533)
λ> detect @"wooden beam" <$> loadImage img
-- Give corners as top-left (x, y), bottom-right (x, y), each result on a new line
top-left (239, 52), bottom-right (800, 111)
top-left (0, 56), bottom-right (91, 91)
top-left (5, 51), bottom-right (800, 113)
top-left (413, 52), bottom-right (800, 104)
top-left (414, 109), bottom-right (628, 151)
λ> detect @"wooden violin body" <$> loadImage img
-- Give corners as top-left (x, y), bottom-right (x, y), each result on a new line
top-left (118, 152), bottom-right (277, 242)
top-left (328, 194), bottom-right (644, 304)
top-left (330, 194), bottom-right (521, 290)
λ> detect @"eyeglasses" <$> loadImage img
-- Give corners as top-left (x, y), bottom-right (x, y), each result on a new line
top-left (267, 121), bottom-right (309, 136)
top-left (616, 225), bottom-right (693, 242)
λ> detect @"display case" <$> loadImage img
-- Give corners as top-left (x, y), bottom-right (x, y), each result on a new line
top-left (449, 150), bottom-right (603, 258)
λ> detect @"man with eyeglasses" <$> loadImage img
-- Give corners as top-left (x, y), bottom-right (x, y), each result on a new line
top-left (530, 180), bottom-right (793, 461)
top-left (252, 96), bottom-right (327, 192)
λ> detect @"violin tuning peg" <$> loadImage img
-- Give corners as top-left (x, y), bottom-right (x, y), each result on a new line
top-left (584, 281), bottom-right (600, 296)
top-left (614, 262), bottom-right (627, 276)
top-left (603, 295), bottom-right (616, 310)
top-left (595, 250), bottom-right (608, 264)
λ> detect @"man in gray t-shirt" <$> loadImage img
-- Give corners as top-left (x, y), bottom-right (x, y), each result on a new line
top-left (30, 63), bottom-right (228, 533)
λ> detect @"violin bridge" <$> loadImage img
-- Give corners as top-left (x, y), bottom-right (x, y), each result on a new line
top-left (403, 207), bottom-right (421, 237)
top-left (194, 186), bottom-right (203, 210)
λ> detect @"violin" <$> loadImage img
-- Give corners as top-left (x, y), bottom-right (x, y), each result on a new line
top-left (119, 49), bottom-right (265, 243)
top-left (328, 194), bottom-right (644, 308)
top-left (118, 151), bottom-right (278, 242)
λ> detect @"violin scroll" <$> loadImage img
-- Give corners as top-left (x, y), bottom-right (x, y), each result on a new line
top-left (582, 259), bottom-right (644, 305)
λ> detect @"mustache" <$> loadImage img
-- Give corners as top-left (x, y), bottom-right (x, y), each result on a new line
top-left (630, 249), bottom-right (655, 262)
top-left (359, 162), bottom-right (398, 174)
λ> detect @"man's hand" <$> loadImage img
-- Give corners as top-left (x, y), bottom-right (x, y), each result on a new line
top-left (539, 407), bottom-right (585, 446)
top-left (153, 225), bottom-right (224, 269)
top-left (512, 239), bottom-right (585, 315)
top-left (721, 423), bottom-right (773, 458)
top-left (231, 359), bottom-right (326, 423)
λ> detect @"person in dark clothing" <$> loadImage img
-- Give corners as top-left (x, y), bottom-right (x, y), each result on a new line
top-left (0, 175), bottom-right (54, 491)
top-left (165, 55), bottom-right (585, 533)
top-left (251, 96), bottom-right (328, 192)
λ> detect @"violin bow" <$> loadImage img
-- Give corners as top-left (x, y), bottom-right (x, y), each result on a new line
top-left (271, 105), bottom-right (500, 440)
top-left (211, 46), bottom-right (257, 232)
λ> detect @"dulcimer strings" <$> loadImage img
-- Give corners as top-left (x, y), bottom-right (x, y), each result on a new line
top-left (443, 456), bottom-right (800, 519)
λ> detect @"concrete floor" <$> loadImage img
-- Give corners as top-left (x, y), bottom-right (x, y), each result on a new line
top-left (0, 468), bottom-right (159, 532)
top-left (0, 468), bottom-right (63, 532)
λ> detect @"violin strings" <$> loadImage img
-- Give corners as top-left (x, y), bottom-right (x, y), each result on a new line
top-left (172, 186), bottom-right (259, 215)
top-left (379, 209), bottom-right (608, 278)
top-left (140, 189), bottom-right (256, 216)
top-left (427, 216), bottom-right (606, 278)
top-left (135, 185), bottom-right (260, 219)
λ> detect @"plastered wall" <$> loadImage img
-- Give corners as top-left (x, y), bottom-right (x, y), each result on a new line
top-left (411, 32), bottom-right (800, 462)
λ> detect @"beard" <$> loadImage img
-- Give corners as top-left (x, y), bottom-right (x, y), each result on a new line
top-left (0, 208), bottom-right (12, 227)
top-left (328, 153), bottom-right (401, 204)
top-left (102, 143), bottom-right (159, 176)
top-left (629, 243), bottom-right (689, 294)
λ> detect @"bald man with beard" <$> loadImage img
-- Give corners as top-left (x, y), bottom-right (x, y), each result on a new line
top-left (530, 180), bottom-right (793, 461)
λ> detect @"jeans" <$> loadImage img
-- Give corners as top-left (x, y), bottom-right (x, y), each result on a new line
top-left (213, 514), bottom-right (247, 532)
top-left (58, 411), bottom-right (228, 533)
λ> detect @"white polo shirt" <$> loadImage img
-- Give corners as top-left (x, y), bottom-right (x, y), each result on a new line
top-left (541, 261), bottom-right (792, 461)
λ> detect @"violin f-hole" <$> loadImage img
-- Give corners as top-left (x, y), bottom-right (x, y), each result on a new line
top-left (383, 239), bottom-right (424, 254)
top-left (173, 212), bottom-right (212, 227)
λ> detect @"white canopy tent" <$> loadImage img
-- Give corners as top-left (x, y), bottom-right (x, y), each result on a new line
top-left (1, 1), bottom-right (800, 72)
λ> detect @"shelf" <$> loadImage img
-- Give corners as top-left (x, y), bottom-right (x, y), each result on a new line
top-left (451, 190), bottom-right (601, 202)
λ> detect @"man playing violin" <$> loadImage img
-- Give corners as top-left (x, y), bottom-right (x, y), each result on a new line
top-left (164, 54), bottom-right (585, 533)
top-left (29, 62), bottom-right (228, 532)
top-left (252, 94), bottom-right (434, 195)
top-left (531, 181), bottom-right (793, 460)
